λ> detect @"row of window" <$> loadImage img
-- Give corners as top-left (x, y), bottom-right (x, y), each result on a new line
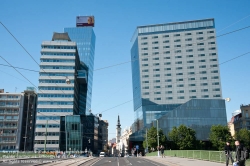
top-left (141, 31), bottom-right (214, 40)
top-left (36, 124), bottom-right (60, 128)
top-left (35, 132), bottom-right (59, 136)
top-left (39, 73), bottom-right (74, 77)
top-left (36, 116), bottom-right (60, 120)
top-left (142, 76), bottom-right (219, 83)
top-left (142, 59), bottom-right (217, 63)
top-left (37, 109), bottom-right (72, 113)
top-left (37, 101), bottom-right (73, 105)
top-left (142, 70), bottom-right (218, 74)
top-left (41, 59), bottom-right (75, 63)
top-left (34, 140), bottom-right (59, 144)
top-left (0, 102), bottom-right (20, 106)
top-left (142, 64), bottom-right (218, 69)
top-left (142, 41), bottom-right (215, 46)
top-left (142, 82), bottom-right (219, 86)
top-left (143, 89), bottom-right (220, 95)
top-left (41, 46), bottom-right (76, 49)
top-left (148, 95), bottom-right (220, 100)
top-left (141, 47), bottom-right (216, 51)
top-left (41, 53), bottom-right (75, 56)
top-left (39, 79), bottom-right (74, 84)
top-left (141, 53), bottom-right (217, 57)
top-left (38, 87), bottom-right (74, 90)
top-left (40, 66), bottom-right (75, 70)
top-left (0, 116), bottom-right (18, 120)
top-left (38, 94), bottom-right (74, 98)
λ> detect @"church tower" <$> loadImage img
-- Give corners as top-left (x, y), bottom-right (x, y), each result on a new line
top-left (116, 115), bottom-right (121, 144)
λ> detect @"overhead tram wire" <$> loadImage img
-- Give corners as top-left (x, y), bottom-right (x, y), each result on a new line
top-left (0, 63), bottom-right (39, 72)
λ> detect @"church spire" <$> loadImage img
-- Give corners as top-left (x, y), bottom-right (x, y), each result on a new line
top-left (117, 115), bottom-right (121, 128)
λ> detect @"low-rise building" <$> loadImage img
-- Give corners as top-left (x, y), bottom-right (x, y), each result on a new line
top-left (233, 104), bottom-right (250, 132)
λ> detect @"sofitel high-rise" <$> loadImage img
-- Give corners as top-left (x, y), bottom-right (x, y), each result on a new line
top-left (130, 18), bottom-right (227, 140)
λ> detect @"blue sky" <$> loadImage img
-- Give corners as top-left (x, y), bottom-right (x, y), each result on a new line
top-left (0, 0), bottom-right (250, 140)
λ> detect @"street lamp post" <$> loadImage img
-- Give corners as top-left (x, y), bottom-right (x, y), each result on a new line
top-left (44, 120), bottom-right (48, 153)
top-left (154, 119), bottom-right (160, 157)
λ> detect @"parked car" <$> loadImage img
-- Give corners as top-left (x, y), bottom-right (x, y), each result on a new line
top-left (99, 152), bottom-right (106, 157)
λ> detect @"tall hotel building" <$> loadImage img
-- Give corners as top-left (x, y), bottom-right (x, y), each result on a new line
top-left (131, 18), bottom-right (227, 140)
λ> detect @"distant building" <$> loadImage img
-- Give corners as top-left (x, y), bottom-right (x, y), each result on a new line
top-left (233, 104), bottom-right (250, 133)
top-left (228, 116), bottom-right (235, 137)
top-left (119, 127), bottom-right (132, 155)
top-left (0, 88), bottom-right (37, 151)
top-left (98, 119), bottom-right (108, 152)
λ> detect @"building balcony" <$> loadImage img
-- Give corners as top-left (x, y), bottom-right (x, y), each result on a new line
top-left (0, 98), bottom-right (20, 101)
top-left (0, 105), bottom-right (20, 108)
top-left (0, 133), bottom-right (16, 136)
top-left (1, 126), bottom-right (18, 129)
top-left (0, 112), bottom-right (19, 115)
top-left (0, 140), bottom-right (16, 143)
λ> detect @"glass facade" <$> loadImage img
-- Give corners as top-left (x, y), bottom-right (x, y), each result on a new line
top-left (64, 27), bottom-right (96, 115)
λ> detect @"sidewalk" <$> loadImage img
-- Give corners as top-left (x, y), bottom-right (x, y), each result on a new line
top-left (144, 156), bottom-right (226, 166)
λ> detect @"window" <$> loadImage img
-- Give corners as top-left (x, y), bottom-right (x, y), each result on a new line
top-left (211, 70), bottom-right (218, 73)
top-left (153, 57), bottom-right (159, 60)
top-left (213, 88), bottom-right (220, 91)
top-left (154, 86), bottom-right (161, 88)
top-left (209, 53), bottom-right (217, 56)
top-left (176, 78), bottom-right (183, 81)
top-left (198, 54), bottom-right (205, 57)
top-left (201, 83), bottom-right (208, 86)
top-left (164, 51), bottom-right (170, 54)
top-left (166, 85), bottom-right (172, 88)
top-left (164, 57), bottom-right (170, 59)
top-left (200, 77), bottom-right (207, 80)
top-left (208, 36), bottom-right (215, 39)
top-left (141, 48), bottom-right (148, 50)
top-left (210, 59), bottom-right (217, 61)
top-left (201, 89), bottom-right (208, 92)
top-left (142, 64), bottom-right (148, 66)
top-left (211, 76), bottom-right (219, 79)
top-left (141, 42), bottom-right (148, 45)
top-left (174, 34), bottom-right (180, 36)
top-left (152, 36), bottom-right (158, 39)
top-left (174, 39), bottom-right (181, 42)
top-left (142, 58), bottom-right (148, 61)
top-left (165, 79), bottom-right (172, 82)
top-left (175, 45), bottom-right (181, 48)
top-left (176, 73), bottom-right (183, 76)
top-left (210, 64), bottom-right (218, 67)
top-left (202, 95), bottom-right (209, 98)
top-left (142, 81), bottom-right (149, 83)
top-left (175, 50), bottom-right (181, 53)
top-left (163, 40), bottom-right (169, 43)
top-left (163, 46), bottom-right (170, 48)
top-left (200, 71), bottom-right (207, 74)
top-left (153, 63), bottom-right (160, 66)
top-left (142, 53), bottom-right (148, 56)
top-left (165, 73), bottom-right (171, 76)
top-left (187, 66), bottom-right (194, 69)
top-left (163, 35), bottom-right (169, 38)
top-left (185, 38), bottom-right (192, 41)
top-left (213, 95), bottom-right (221, 97)
top-left (198, 48), bottom-right (205, 51)
top-left (197, 37), bottom-right (204, 40)
top-left (153, 80), bottom-right (160, 83)
top-left (175, 56), bottom-right (182, 58)
top-left (152, 41), bottom-right (158, 44)
top-left (166, 91), bottom-right (172, 94)
top-left (165, 68), bottom-right (171, 71)
top-left (154, 92), bottom-right (161, 94)
top-left (188, 78), bottom-right (195, 80)
top-left (153, 69), bottom-right (160, 71)
top-left (166, 97), bottom-right (173, 100)
top-left (177, 90), bottom-right (184, 93)
top-left (186, 44), bottom-right (192, 47)
top-left (209, 47), bottom-right (216, 50)
top-left (143, 92), bottom-right (149, 95)
top-left (153, 52), bottom-right (159, 55)
top-left (142, 75), bottom-right (149, 78)
top-left (212, 82), bottom-right (220, 85)
top-left (188, 72), bottom-right (195, 75)
top-left (197, 43), bottom-right (204, 45)
top-left (153, 74), bottom-right (160, 77)
top-left (189, 90), bottom-right (196, 92)
top-left (187, 60), bottom-right (194, 63)
top-left (207, 31), bottom-right (214, 33)
top-left (185, 33), bottom-right (192, 35)
top-left (177, 84), bottom-right (184, 87)
top-left (199, 65), bottom-right (206, 68)
top-left (199, 60), bottom-right (206, 62)
top-left (143, 86), bottom-right (149, 89)
top-left (142, 69), bottom-right (149, 72)
top-left (186, 55), bottom-right (193, 58)
top-left (176, 67), bottom-right (182, 70)
top-left (208, 42), bottom-right (215, 44)
top-left (186, 49), bottom-right (193, 52)
top-left (152, 47), bottom-right (159, 49)
top-left (196, 32), bottom-right (203, 34)
top-left (154, 98), bottom-right (161, 100)
top-left (190, 96), bottom-right (196, 99)
top-left (178, 96), bottom-right (185, 99)
top-left (189, 84), bottom-right (196, 87)
top-left (141, 37), bottom-right (147, 40)
top-left (175, 61), bottom-right (182, 64)
top-left (164, 62), bottom-right (171, 65)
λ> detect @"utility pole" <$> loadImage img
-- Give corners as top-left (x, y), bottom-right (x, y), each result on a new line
top-left (24, 94), bottom-right (30, 151)
top-left (156, 120), bottom-right (159, 157)
top-left (44, 120), bottom-right (48, 153)
top-left (146, 128), bottom-right (148, 153)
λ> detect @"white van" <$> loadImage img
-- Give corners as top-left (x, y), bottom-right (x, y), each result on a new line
top-left (99, 152), bottom-right (106, 157)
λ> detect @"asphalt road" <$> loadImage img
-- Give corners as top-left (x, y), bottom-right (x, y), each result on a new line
top-left (90, 157), bottom-right (167, 166)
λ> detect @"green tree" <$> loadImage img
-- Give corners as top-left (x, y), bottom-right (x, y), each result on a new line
top-left (209, 125), bottom-right (232, 150)
top-left (234, 128), bottom-right (250, 149)
top-left (143, 126), bottom-right (167, 151)
top-left (168, 125), bottom-right (196, 150)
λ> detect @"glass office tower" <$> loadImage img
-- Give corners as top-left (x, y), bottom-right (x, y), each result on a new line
top-left (64, 27), bottom-right (96, 115)
top-left (130, 18), bottom-right (227, 139)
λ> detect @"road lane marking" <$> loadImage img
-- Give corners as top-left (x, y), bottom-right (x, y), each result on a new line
top-left (117, 157), bottom-right (119, 166)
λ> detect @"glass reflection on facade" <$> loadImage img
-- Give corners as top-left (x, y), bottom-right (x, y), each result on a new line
top-left (64, 27), bottom-right (96, 115)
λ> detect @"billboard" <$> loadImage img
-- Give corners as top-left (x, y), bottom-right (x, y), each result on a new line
top-left (76, 16), bottom-right (95, 27)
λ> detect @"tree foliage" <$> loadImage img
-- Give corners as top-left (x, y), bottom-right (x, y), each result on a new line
top-left (143, 126), bottom-right (167, 151)
top-left (234, 128), bottom-right (250, 149)
top-left (209, 125), bottom-right (232, 150)
top-left (168, 125), bottom-right (196, 150)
